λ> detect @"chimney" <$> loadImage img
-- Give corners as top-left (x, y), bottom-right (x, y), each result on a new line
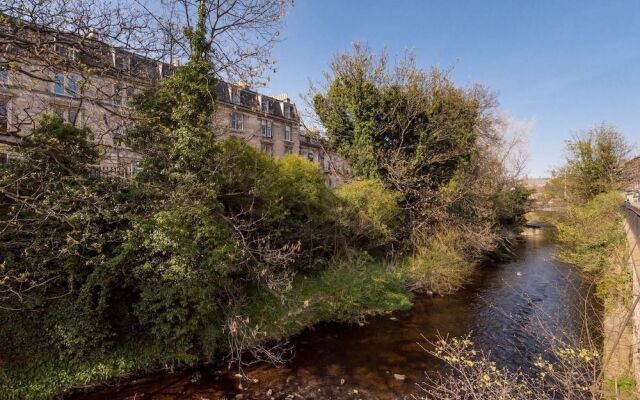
top-left (274, 93), bottom-right (290, 102)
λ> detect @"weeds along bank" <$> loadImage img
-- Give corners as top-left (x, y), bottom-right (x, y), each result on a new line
top-left (550, 191), bottom-right (633, 395)
top-left (0, 45), bottom-right (529, 400)
top-left (544, 124), bottom-right (637, 396)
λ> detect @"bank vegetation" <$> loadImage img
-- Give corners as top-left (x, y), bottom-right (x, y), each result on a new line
top-left (0, 2), bottom-right (529, 399)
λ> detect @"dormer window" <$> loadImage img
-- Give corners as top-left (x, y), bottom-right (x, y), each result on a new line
top-left (261, 97), bottom-right (270, 113)
top-left (55, 44), bottom-right (67, 57)
top-left (230, 87), bottom-right (241, 104)
top-left (284, 104), bottom-right (291, 119)
top-left (115, 55), bottom-right (130, 72)
top-left (54, 44), bottom-right (77, 60)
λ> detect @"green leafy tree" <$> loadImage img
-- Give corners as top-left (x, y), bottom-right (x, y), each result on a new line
top-left (0, 115), bottom-right (132, 360)
top-left (547, 123), bottom-right (632, 203)
top-left (312, 45), bottom-right (518, 252)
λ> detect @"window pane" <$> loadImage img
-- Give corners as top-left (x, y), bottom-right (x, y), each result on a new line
top-left (54, 74), bottom-right (65, 94)
top-left (67, 75), bottom-right (78, 96)
top-left (53, 108), bottom-right (65, 120)
top-left (0, 103), bottom-right (7, 134)
top-left (55, 45), bottom-right (66, 57)
top-left (113, 85), bottom-right (122, 105)
top-left (69, 109), bottom-right (79, 125)
top-left (0, 65), bottom-right (8, 83)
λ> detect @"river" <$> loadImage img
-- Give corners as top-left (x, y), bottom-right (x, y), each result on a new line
top-left (71, 225), bottom-right (600, 400)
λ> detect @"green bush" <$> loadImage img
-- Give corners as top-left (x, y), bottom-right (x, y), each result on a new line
top-left (553, 191), bottom-right (626, 274)
top-left (404, 229), bottom-right (473, 294)
top-left (336, 179), bottom-right (404, 247)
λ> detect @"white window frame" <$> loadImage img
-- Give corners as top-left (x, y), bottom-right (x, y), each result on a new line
top-left (67, 74), bottom-right (79, 96)
top-left (52, 106), bottom-right (82, 126)
top-left (261, 97), bottom-right (270, 113)
top-left (284, 104), bottom-right (291, 119)
top-left (261, 142), bottom-right (274, 156)
top-left (53, 73), bottom-right (78, 97)
top-left (230, 87), bottom-right (241, 104)
top-left (231, 112), bottom-right (244, 131)
top-left (261, 120), bottom-right (272, 138)
top-left (284, 125), bottom-right (292, 142)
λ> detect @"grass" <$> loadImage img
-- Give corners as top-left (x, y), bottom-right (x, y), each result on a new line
top-left (241, 254), bottom-right (414, 341)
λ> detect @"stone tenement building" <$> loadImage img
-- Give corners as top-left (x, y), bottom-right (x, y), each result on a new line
top-left (0, 23), bottom-right (347, 185)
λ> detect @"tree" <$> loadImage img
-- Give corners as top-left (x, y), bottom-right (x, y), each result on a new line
top-left (0, 115), bottom-right (133, 360)
top-left (136, 0), bottom-right (292, 86)
top-left (312, 44), bottom-right (527, 252)
top-left (548, 123), bottom-right (632, 203)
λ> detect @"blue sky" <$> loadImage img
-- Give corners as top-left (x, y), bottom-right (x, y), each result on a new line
top-left (263, 0), bottom-right (640, 177)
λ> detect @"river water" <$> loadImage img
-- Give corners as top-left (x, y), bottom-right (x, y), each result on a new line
top-left (72, 225), bottom-right (600, 400)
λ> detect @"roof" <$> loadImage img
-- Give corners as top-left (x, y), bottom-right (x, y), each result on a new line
top-left (214, 81), bottom-right (299, 121)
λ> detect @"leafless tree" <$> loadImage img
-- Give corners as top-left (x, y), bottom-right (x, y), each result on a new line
top-left (139, 0), bottom-right (292, 86)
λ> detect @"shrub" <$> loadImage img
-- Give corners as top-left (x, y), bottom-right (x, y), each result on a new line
top-left (336, 179), bottom-right (404, 248)
top-left (553, 191), bottom-right (626, 274)
top-left (404, 229), bottom-right (473, 294)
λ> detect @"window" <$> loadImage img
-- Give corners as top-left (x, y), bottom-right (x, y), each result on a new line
top-left (53, 74), bottom-right (77, 96)
top-left (284, 145), bottom-right (293, 154)
top-left (0, 152), bottom-right (8, 164)
top-left (54, 74), bottom-right (65, 94)
top-left (124, 87), bottom-right (135, 106)
top-left (115, 55), bottom-right (129, 71)
top-left (261, 120), bottom-right (272, 138)
top-left (231, 112), bottom-right (244, 130)
top-left (230, 87), bottom-right (241, 104)
top-left (67, 74), bottom-right (79, 96)
top-left (0, 102), bottom-right (7, 134)
top-left (323, 157), bottom-right (330, 171)
top-left (52, 107), bottom-right (81, 126)
top-left (113, 85), bottom-right (122, 106)
top-left (284, 126), bottom-right (292, 142)
top-left (261, 142), bottom-right (273, 156)
top-left (307, 151), bottom-right (314, 162)
top-left (0, 63), bottom-right (8, 83)
top-left (53, 107), bottom-right (65, 120)
top-left (54, 44), bottom-right (77, 61)
top-left (284, 105), bottom-right (291, 119)
top-left (55, 44), bottom-right (67, 57)
top-left (68, 108), bottom-right (79, 125)
top-left (261, 97), bottom-right (270, 113)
